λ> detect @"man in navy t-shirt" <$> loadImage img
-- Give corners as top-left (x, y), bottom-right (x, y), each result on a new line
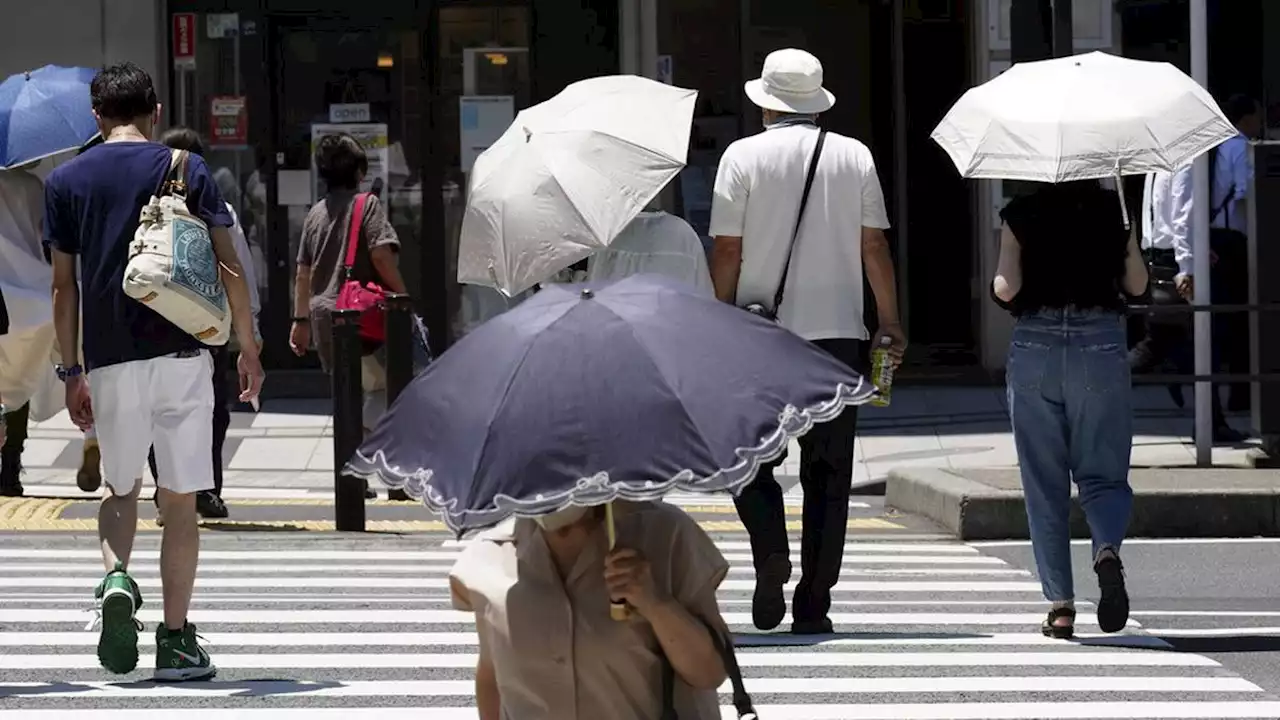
top-left (45, 61), bottom-right (262, 682)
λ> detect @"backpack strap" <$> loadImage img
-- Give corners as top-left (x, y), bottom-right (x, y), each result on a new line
top-left (342, 193), bottom-right (371, 278)
top-left (156, 149), bottom-right (189, 198)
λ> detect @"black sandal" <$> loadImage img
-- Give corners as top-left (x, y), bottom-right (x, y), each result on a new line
top-left (1094, 553), bottom-right (1130, 634)
top-left (1041, 606), bottom-right (1076, 639)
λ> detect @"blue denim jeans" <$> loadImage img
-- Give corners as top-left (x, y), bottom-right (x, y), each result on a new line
top-left (1006, 308), bottom-right (1134, 602)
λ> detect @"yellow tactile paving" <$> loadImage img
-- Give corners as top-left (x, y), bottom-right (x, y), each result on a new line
top-left (0, 497), bottom-right (71, 525)
top-left (0, 497), bottom-right (903, 533)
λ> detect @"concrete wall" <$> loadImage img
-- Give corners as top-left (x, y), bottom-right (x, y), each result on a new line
top-left (0, 0), bottom-right (167, 120)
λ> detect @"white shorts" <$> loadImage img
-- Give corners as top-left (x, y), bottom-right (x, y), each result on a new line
top-left (89, 351), bottom-right (215, 496)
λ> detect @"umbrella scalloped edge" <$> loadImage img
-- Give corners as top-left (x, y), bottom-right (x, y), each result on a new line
top-left (342, 376), bottom-right (877, 537)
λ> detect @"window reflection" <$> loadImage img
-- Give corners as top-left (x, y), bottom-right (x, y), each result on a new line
top-left (438, 7), bottom-right (532, 340)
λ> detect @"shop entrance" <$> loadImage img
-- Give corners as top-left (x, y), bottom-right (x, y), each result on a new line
top-left (268, 16), bottom-right (427, 370)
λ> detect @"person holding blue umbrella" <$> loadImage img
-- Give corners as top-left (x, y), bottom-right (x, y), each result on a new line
top-left (0, 66), bottom-right (100, 496)
top-left (0, 65), bottom-right (100, 169)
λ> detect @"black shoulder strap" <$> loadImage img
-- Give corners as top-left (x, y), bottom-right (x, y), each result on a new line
top-left (772, 128), bottom-right (827, 314)
top-left (661, 616), bottom-right (756, 719)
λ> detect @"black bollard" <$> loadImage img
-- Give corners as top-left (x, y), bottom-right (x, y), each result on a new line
top-left (384, 293), bottom-right (414, 406)
top-left (331, 308), bottom-right (366, 531)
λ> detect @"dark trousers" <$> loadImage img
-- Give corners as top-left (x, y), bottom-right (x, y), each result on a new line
top-left (148, 345), bottom-right (231, 496)
top-left (1210, 228), bottom-right (1249, 406)
top-left (733, 338), bottom-right (866, 622)
top-left (1, 401), bottom-right (29, 458)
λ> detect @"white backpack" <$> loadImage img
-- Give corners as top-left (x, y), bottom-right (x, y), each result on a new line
top-left (122, 149), bottom-right (230, 345)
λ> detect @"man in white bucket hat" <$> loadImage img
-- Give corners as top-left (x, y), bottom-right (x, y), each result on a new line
top-left (710, 48), bottom-right (906, 635)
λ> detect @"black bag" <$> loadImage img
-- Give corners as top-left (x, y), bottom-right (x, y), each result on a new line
top-left (660, 615), bottom-right (757, 720)
top-left (743, 128), bottom-right (827, 322)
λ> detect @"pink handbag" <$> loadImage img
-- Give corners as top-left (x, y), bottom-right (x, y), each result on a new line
top-left (334, 193), bottom-right (386, 343)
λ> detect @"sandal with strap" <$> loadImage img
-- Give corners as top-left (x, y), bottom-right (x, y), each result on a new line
top-left (1041, 606), bottom-right (1076, 640)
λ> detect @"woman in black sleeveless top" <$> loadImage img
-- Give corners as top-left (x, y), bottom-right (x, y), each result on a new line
top-left (993, 180), bottom-right (1148, 640)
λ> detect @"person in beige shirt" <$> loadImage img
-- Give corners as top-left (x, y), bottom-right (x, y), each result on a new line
top-left (449, 500), bottom-right (731, 719)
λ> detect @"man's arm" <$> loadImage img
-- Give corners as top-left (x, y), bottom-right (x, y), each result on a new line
top-left (708, 151), bottom-right (748, 304)
top-left (859, 151), bottom-right (906, 363)
top-left (710, 236), bottom-right (742, 304)
top-left (862, 227), bottom-right (902, 329)
top-left (1170, 167), bottom-right (1194, 279)
top-left (50, 249), bottom-right (80, 370)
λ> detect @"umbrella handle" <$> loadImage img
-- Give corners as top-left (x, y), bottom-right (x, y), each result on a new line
top-left (1113, 164), bottom-right (1132, 231)
top-left (606, 502), bottom-right (632, 621)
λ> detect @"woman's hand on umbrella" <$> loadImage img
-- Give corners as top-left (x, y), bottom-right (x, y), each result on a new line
top-left (604, 548), bottom-right (662, 613)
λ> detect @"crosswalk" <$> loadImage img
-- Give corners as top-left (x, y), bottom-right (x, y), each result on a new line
top-left (1, 529), bottom-right (1278, 718)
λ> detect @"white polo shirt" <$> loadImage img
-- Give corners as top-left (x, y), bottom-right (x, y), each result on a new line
top-left (709, 123), bottom-right (889, 341)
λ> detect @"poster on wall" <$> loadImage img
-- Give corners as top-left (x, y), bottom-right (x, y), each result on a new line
top-left (209, 96), bottom-right (248, 147)
top-left (206, 13), bottom-right (239, 39)
top-left (460, 96), bottom-right (515, 174)
top-left (309, 123), bottom-right (389, 199)
top-left (172, 13), bottom-right (197, 69)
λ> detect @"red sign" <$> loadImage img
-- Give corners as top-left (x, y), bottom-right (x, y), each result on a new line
top-left (209, 96), bottom-right (248, 146)
top-left (173, 13), bottom-right (197, 68)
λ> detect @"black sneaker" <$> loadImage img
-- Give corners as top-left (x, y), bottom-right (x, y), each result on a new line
top-left (751, 552), bottom-right (791, 631)
top-left (1094, 552), bottom-right (1130, 634)
top-left (196, 493), bottom-right (229, 519)
top-left (388, 488), bottom-right (412, 502)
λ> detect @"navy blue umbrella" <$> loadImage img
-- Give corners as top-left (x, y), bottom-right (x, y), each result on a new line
top-left (0, 65), bottom-right (100, 169)
top-left (346, 274), bottom-right (876, 535)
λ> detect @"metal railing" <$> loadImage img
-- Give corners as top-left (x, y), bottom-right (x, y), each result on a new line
top-left (1126, 302), bottom-right (1280, 384)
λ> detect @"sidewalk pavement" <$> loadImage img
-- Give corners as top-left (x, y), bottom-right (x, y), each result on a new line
top-left (14, 385), bottom-right (1257, 498)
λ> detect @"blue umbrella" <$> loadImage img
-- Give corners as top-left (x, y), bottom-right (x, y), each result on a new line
top-left (0, 65), bottom-right (100, 169)
top-left (345, 273), bottom-right (876, 535)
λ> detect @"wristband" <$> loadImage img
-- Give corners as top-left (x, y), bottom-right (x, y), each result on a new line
top-left (291, 316), bottom-right (310, 324)
top-left (55, 364), bottom-right (84, 381)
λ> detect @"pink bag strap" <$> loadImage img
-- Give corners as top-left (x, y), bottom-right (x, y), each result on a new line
top-left (342, 192), bottom-right (370, 273)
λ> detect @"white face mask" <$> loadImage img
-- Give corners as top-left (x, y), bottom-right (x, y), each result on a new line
top-left (534, 505), bottom-right (590, 532)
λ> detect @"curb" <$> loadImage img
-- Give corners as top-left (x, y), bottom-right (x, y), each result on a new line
top-left (885, 467), bottom-right (1280, 540)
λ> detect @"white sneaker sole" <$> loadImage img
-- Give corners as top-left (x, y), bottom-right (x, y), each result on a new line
top-left (154, 663), bottom-right (217, 682)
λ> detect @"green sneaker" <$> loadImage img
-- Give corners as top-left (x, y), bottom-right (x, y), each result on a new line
top-left (93, 561), bottom-right (143, 674)
top-left (154, 622), bottom-right (216, 682)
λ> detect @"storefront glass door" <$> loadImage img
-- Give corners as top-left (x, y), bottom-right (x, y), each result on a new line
top-left (435, 6), bottom-right (532, 342)
top-left (271, 19), bottom-right (425, 367)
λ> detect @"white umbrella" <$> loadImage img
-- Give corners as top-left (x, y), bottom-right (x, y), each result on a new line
top-left (931, 51), bottom-right (1236, 184)
top-left (456, 75), bottom-right (698, 297)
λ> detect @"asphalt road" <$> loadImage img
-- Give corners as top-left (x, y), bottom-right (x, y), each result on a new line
top-left (976, 535), bottom-right (1280, 698)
